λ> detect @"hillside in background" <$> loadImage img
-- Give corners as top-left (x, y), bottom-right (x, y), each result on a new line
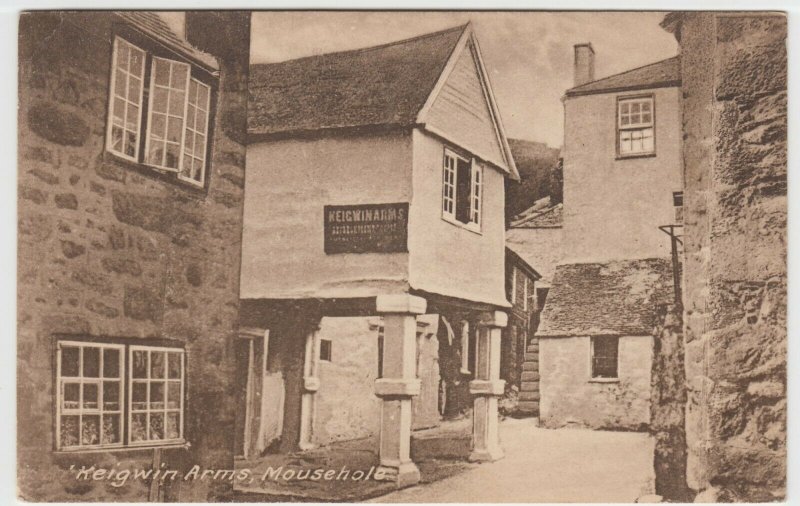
top-left (506, 138), bottom-right (561, 218)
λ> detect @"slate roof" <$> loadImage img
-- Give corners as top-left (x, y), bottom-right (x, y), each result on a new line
top-left (116, 12), bottom-right (218, 70)
top-left (565, 56), bottom-right (681, 97)
top-left (248, 25), bottom-right (467, 137)
top-left (536, 258), bottom-right (674, 337)
top-left (511, 197), bottom-right (563, 228)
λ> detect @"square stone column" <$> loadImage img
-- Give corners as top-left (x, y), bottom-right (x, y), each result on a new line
top-left (374, 294), bottom-right (426, 488)
top-left (470, 310), bottom-right (507, 462)
top-left (298, 326), bottom-right (320, 450)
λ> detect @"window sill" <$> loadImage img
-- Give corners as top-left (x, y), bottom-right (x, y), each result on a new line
top-left (55, 440), bottom-right (190, 454)
top-left (616, 152), bottom-right (656, 161)
top-left (441, 214), bottom-right (482, 235)
top-left (102, 151), bottom-right (209, 195)
top-left (588, 378), bottom-right (620, 384)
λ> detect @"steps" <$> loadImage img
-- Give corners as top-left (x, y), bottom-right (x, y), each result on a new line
top-left (516, 338), bottom-right (540, 416)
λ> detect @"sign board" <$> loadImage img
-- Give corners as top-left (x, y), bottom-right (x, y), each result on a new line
top-left (324, 203), bottom-right (409, 254)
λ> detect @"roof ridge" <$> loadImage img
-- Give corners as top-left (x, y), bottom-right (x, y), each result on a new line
top-left (251, 23), bottom-right (468, 68)
top-left (511, 202), bottom-right (561, 227)
top-left (568, 54), bottom-right (680, 92)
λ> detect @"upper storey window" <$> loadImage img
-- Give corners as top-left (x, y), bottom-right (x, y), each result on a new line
top-left (106, 36), bottom-right (212, 187)
top-left (442, 148), bottom-right (482, 233)
top-left (617, 96), bottom-right (654, 157)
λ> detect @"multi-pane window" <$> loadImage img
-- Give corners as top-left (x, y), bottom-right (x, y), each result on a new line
top-left (129, 346), bottom-right (184, 445)
top-left (57, 342), bottom-right (125, 450)
top-left (618, 96), bottom-right (654, 156)
top-left (55, 341), bottom-right (185, 451)
top-left (442, 149), bottom-right (482, 231)
top-left (591, 336), bottom-right (619, 379)
top-left (108, 38), bottom-right (145, 160)
top-left (106, 36), bottom-right (212, 187)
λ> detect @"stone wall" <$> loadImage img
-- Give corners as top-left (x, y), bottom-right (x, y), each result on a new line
top-left (17, 12), bottom-right (249, 502)
top-left (677, 12), bottom-right (787, 502)
top-left (650, 304), bottom-right (691, 501)
top-left (539, 336), bottom-right (652, 430)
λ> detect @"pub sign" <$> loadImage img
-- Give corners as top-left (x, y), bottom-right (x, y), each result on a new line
top-left (324, 203), bottom-right (409, 254)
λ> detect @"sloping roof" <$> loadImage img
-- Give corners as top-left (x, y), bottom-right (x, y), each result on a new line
top-left (565, 56), bottom-right (681, 97)
top-left (248, 25), bottom-right (467, 137)
top-left (537, 258), bottom-right (674, 337)
top-left (511, 197), bottom-right (563, 228)
top-left (115, 12), bottom-right (218, 70)
top-left (506, 247), bottom-right (542, 280)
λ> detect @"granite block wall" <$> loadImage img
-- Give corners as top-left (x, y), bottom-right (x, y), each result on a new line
top-left (17, 11), bottom-right (249, 502)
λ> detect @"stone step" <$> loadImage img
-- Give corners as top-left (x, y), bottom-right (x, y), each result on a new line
top-left (519, 391), bottom-right (540, 402)
top-left (522, 361), bottom-right (539, 372)
top-left (516, 401), bottom-right (539, 414)
top-left (520, 381), bottom-right (539, 392)
top-left (520, 371), bottom-right (539, 382)
top-left (524, 353), bottom-right (539, 361)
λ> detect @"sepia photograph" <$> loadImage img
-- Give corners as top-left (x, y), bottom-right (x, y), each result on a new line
top-left (14, 6), bottom-right (789, 504)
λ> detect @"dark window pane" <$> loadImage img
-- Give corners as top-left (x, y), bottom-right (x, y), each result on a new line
top-left (167, 381), bottom-right (181, 409)
top-left (60, 415), bottom-right (80, 448)
top-left (131, 413), bottom-right (147, 442)
top-left (150, 413), bottom-right (164, 440)
top-left (132, 381), bottom-right (147, 411)
top-left (455, 157), bottom-right (471, 224)
top-left (83, 348), bottom-right (100, 378)
top-left (591, 336), bottom-right (619, 378)
top-left (61, 347), bottom-right (79, 377)
top-left (63, 382), bottom-right (79, 410)
top-left (103, 349), bottom-right (120, 378)
top-left (83, 383), bottom-right (98, 409)
top-left (82, 415), bottom-right (100, 445)
top-left (151, 352), bottom-right (165, 379)
top-left (103, 381), bottom-right (120, 411)
top-left (132, 351), bottom-right (147, 378)
top-left (166, 412), bottom-right (180, 439)
top-left (102, 414), bottom-right (120, 444)
top-left (168, 353), bottom-right (182, 379)
top-left (150, 382), bottom-right (165, 410)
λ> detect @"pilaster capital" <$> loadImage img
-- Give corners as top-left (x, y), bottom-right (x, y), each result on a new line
top-left (478, 310), bottom-right (508, 328)
top-left (469, 379), bottom-right (506, 396)
top-left (375, 378), bottom-right (421, 397)
top-left (303, 376), bottom-right (320, 392)
top-left (375, 294), bottom-right (427, 315)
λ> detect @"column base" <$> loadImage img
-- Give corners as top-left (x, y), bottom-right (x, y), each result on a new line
top-left (469, 446), bottom-right (505, 462)
top-left (375, 462), bottom-right (421, 488)
top-left (298, 441), bottom-right (316, 451)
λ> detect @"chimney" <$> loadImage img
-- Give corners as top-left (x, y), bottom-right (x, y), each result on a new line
top-left (573, 43), bottom-right (595, 87)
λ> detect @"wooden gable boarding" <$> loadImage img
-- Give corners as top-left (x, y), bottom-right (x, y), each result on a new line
top-left (419, 28), bottom-right (518, 179)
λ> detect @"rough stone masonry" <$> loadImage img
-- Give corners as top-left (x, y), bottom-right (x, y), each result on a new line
top-left (17, 12), bottom-right (250, 502)
top-left (670, 12), bottom-right (787, 502)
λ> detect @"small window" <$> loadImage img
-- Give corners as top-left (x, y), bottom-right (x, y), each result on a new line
top-left (442, 149), bottom-right (482, 231)
top-left (106, 36), bottom-right (213, 188)
top-left (56, 341), bottom-right (185, 451)
top-left (673, 191), bottom-right (684, 224)
top-left (319, 339), bottom-right (332, 362)
top-left (591, 336), bottom-right (619, 379)
top-left (536, 287), bottom-right (549, 312)
top-left (618, 96), bottom-right (654, 157)
top-left (377, 329), bottom-right (384, 378)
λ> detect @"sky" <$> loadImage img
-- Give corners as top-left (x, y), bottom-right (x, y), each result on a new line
top-left (248, 11), bottom-right (679, 148)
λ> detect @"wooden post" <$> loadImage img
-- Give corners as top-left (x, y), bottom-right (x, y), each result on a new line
top-left (298, 326), bottom-right (320, 450)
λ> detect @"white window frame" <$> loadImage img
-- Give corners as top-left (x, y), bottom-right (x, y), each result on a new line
top-left (128, 345), bottom-right (186, 447)
top-left (105, 36), bottom-right (212, 187)
top-left (510, 266), bottom-right (518, 305)
top-left (56, 341), bottom-right (126, 451)
top-left (522, 274), bottom-right (529, 312)
top-left (144, 56), bottom-right (191, 173)
top-left (106, 37), bottom-right (146, 162)
top-left (442, 148), bottom-right (482, 233)
top-left (617, 95), bottom-right (655, 157)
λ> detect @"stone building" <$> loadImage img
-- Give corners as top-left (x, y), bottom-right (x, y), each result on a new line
top-left (536, 44), bottom-right (683, 429)
top-left (502, 247), bottom-right (541, 415)
top-left (660, 12), bottom-right (787, 502)
top-left (239, 24), bottom-right (519, 487)
top-left (17, 11), bottom-right (250, 502)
